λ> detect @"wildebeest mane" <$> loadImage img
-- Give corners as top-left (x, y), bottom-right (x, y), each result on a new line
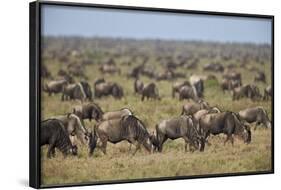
top-left (120, 115), bottom-right (149, 143)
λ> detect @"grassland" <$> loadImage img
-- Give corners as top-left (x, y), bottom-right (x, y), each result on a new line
top-left (41, 37), bottom-right (272, 186)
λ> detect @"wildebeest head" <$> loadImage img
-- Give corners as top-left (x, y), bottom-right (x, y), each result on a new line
top-left (67, 113), bottom-right (90, 142)
top-left (88, 129), bottom-right (98, 156)
top-left (233, 113), bottom-right (251, 144)
top-left (261, 108), bottom-right (272, 128)
top-left (187, 115), bottom-right (204, 151)
top-left (149, 131), bottom-right (159, 152)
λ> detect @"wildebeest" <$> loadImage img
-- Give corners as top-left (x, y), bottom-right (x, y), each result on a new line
top-left (51, 113), bottom-right (89, 144)
top-left (99, 59), bottom-right (121, 74)
top-left (178, 85), bottom-right (198, 101)
top-left (199, 112), bottom-right (251, 151)
top-left (41, 119), bottom-right (78, 158)
top-left (61, 82), bottom-right (87, 101)
top-left (68, 65), bottom-right (86, 78)
top-left (156, 115), bottom-right (202, 152)
top-left (172, 81), bottom-right (190, 98)
top-left (95, 115), bottom-right (153, 155)
top-left (43, 79), bottom-right (68, 96)
top-left (221, 78), bottom-right (241, 92)
top-left (73, 102), bottom-right (104, 122)
top-left (254, 71), bottom-right (266, 83)
top-left (232, 84), bottom-right (262, 101)
top-left (155, 70), bottom-right (173, 81)
top-left (190, 75), bottom-right (204, 98)
top-left (134, 78), bottom-right (144, 94)
top-left (223, 71), bottom-right (241, 81)
top-left (94, 80), bottom-right (124, 99)
top-left (141, 82), bottom-right (160, 101)
top-left (181, 100), bottom-right (210, 115)
top-left (263, 85), bottom-right (272, 100)
top-left (238, 107), bottom-right (271, 129)
top-left (203, 62), bottom-right (224, 72)
top-left (102, 108), bottom-right (133, 121)
top-left (127, 64), bottom-right (144, 78)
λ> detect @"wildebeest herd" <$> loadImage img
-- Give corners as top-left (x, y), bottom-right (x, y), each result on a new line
top-left (41, 37), bottom-right (272, 183)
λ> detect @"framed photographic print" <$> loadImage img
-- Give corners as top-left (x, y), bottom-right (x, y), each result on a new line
top-left (29, 1), bottom-right (274, 188)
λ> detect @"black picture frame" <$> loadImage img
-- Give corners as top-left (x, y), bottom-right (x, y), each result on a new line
top-left (29, 1), bottom-right (274, 188)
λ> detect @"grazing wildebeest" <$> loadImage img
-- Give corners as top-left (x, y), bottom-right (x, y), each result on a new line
top-left (99, 59), bottom-right (121, 74)
top-left (232, 84), bottom-right (261, 101)
top-left (102, 108), bottom-right (133, 121)
top-left (127, 64), bottom-right (144, 78)
top-left (43, 79), bottom-right (68, 96)
top-left (141, 82), bottom-right (160, 101)
top-left (223, 71), bottom-right (241, 81)
top-left (263, 85), bottom-right (272, 100)
top-left (156, 115), bottom-right (202, 152)
top-left (41, 119), bottom-right (78, 158)
top-left (254, 71), bottom-right (266, 83)
top-left (111, 83), bottom-right (124, 99)
top-left (199, 112), bottom-right (251, 151)
top-left (51, 113), bottom-right (89, 144)
top-left (94, 80), bottom-right (123, 99)
top-left (203, 62), bottom-right (224, 72)
top-left (61, 83), bottom-right (87, 101)
top-left (134, 78), bottom-right (144, 94)
top-left (155, 70), bottom-right (173, 81)
top-left (95, 115), bottom-right (153, 155)
top-left (68, 64), bottom-right (86, 78)
top-left (181, 100), bottom-right (210, 115)
top-left (178, 86), bottom-right (198, 101)
top-left (172, 81), bottom-right (190, 98)
top-left (221, 79), bottom-right (241, 92)
top-left (238, 107), bottom-right (271, 129)
top-left (73, 102), bottom-right (104, 122)
top-left (190, 75), bottom-right (204, 98)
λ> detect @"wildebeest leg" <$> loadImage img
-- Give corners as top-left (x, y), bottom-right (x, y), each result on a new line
top-left (47, 144), bottom-right (55, 158)
top-left (182, 136), bottom-right (190, 152)
top-left (224, 134), bottom-right (234, 146)
top-left (132, 143), bottom-right (141, 156)
top-left (158, 136), bottom-right (168, 152)
top-left (101, 140), bottom-right (107, 155)
top-left (127, 138), bottom-right (141, 155)
top-left (99, 135), bottom-right (108, 154)
top-left (141, 95), bottom-right (144, 101)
